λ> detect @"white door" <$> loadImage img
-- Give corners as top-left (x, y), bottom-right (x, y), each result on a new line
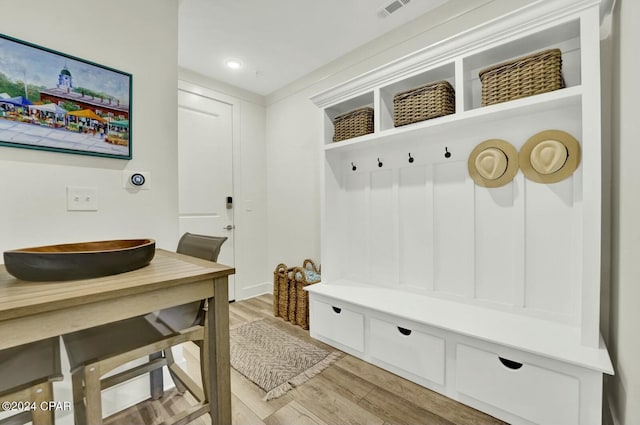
top-left (177, 89), bottom-right (235, 300)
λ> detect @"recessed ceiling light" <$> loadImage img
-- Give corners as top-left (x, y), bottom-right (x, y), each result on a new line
top-left (224, 58), bottom-right (243, 70)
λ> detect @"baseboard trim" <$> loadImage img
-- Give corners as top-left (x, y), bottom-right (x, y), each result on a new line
top-left (236, 281), bottom-right (271, 301)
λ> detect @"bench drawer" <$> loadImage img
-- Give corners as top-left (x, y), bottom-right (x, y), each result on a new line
top-left (309, 300), bottom-right (364, 352)
top-left (456, 344), bottom-right (579, 425)
top-left (370, 318), bottom-right (445, 385)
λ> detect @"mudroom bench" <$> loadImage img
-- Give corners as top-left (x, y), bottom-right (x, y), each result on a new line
top-left (307, 282), bottom-right (612, 425)
top-left (308, 1), bottom-right (614, 424)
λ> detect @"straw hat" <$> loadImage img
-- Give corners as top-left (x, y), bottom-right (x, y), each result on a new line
top-left (519, 130), bottom-right (581, 184)
top-left (467, 139), bottom-right (519, 188)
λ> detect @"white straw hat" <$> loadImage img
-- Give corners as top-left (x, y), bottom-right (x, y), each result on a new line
top-left (468, 139), bottom-right (519, 188)
top-left (519, 130), bottom-right (581, 184)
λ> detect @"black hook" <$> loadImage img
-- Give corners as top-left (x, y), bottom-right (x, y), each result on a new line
top-left (444, 147), bottom-right (451, 159)
top-left (408, 153), bottom-right (414, 163)
top-left (351, 162), bottom-right (357, 171)
top-left (377, 158), bottom-right (383, 168)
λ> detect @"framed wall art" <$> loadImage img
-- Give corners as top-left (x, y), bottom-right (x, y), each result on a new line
top-left (0, 33), bottom-right (132, 159)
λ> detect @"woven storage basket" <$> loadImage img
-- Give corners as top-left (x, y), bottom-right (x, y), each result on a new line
top-left (479, 48), bottom-right (565, 106)
top-left (393, 80), bottom-right (455, 127)
top-left (273, 263), bottom-right (294, 320)
top-left (332, 107), bottom-right (374, 142)
top-left (290, 259), bottom-right (321, 330)
top-left (288, 269), bottom-right (297, 322)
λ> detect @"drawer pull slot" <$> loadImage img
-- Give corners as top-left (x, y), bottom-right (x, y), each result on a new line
top-left (498, 357), bottom-right (523, 370)
top-left (397, 326), bottom-right (412, 336)
top-left (331, 306), bottom-right (342, 314)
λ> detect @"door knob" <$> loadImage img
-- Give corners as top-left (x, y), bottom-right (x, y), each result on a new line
top-left (223, 224), bottom-right (235, 230)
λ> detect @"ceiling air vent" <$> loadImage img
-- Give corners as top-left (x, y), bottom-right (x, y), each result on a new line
top-left (378, 0), bottom-right (411, 18)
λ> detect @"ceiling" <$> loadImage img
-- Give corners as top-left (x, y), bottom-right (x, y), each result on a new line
top-left (178, 0), bottom-right (449, 96)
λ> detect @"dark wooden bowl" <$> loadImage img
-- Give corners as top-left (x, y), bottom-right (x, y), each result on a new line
top-left (3, 239), bottom-right (155, 281)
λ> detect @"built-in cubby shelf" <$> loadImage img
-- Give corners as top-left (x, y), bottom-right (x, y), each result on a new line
top-left (310, 2), bottom-right (612, 424)
top-left (323, 14), bottom-right (583, 146)
top-left (325, 85), bottom-right (582, 153)
top-left (462, 17), bottom-right (581, 110)
top-left (324, 91), bottom-right (374, 121)
top-left (379, 62), bottom-right (455, 131)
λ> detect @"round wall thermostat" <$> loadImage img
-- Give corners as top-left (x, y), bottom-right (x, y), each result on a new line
top-left (130, 173), bottom-right (146, 187)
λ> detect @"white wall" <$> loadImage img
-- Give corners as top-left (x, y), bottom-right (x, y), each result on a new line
top-left (265, 93), bottom-right (322, 268)
top-left (265, 0), bottom-right (639, 422)
top-left (0, 2), bottom-right (179, 422)
top-left (264, 0), bottom-right (530, 271)
top-left (234, 99), bottom-right (270, 299)
top-left (607, 0), bottom-right (640, 423)
top-left (179, 69), bottom-right (270, 300)
top-left (0, 1), bottom-right (179, 253)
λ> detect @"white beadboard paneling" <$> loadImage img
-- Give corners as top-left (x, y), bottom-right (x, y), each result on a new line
top-left (433, 161), bottom-right (474, 297)
top-left (323, 154), bottom-right (348, 281)
top-left (398, 165), bottom-right (433, 290)
top-left (525, 177), bottom-right (577, 317)
top-left (474, 183), bottom-right (518, 305)
top-left (346, 172), bottom-right (370, 282)
top-left (370, 169), bottom-right (395, 286)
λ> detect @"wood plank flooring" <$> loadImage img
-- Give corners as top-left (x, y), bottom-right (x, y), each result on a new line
top-left (106, 294), bottom-right (507, 425)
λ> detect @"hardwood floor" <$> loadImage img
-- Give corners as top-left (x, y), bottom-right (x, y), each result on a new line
top-left (107, 294), bottom-right (507, 425)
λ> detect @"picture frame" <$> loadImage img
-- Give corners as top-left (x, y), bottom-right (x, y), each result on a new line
top-left (0, 33), bottom-right (132, 160)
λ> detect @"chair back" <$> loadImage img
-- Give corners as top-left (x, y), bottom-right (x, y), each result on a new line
top-left (154, 233), bottom-right (227, 331)
top-left (177, 232), bottom-right (227, 263)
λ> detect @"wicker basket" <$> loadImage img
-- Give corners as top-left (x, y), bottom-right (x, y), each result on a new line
top-left (479, 48), bottom-right (565, 106)
top-left (273, 263), bottom-right (294, 320)
top-left (290, 259), bottom-right (321, 330)
top-left (393, 80), bottom-right (455, 127)
top-left (332, 107), bottom-right (374, 142)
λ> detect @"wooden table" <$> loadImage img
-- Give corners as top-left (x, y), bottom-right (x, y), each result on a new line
top-left (0, 249), bottom-right (235, 425)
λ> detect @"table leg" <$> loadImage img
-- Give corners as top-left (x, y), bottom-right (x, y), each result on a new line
top-left (207, 276), bottom-right (231, 425)
top-left (149, 352), bottom-right (164, 400)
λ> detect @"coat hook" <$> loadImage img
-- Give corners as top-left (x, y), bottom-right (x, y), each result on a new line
top-left (377, 158), bottom-right (383, 168)
top-left (444, 147), bottom-right (451, 159)
top-left (351, 162), bottom-right (357, 171)
top-left (408, 153), bottom-right (414, 163)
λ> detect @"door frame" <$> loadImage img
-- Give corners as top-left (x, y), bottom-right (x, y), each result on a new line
top-left (178, 80), bottom-right (241, 301)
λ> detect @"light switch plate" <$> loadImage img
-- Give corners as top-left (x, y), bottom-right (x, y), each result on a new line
top-left (67, 186), bottom-right (98, 211)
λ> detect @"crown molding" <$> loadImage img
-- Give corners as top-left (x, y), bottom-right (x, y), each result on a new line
top-left (310, 0), bottom-right (603, 109)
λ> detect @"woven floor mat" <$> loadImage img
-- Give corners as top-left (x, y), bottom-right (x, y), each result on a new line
top-left (230, 319), bottom-right (341, 400)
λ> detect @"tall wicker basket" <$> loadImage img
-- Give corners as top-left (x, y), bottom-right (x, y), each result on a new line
top-left (273, 260), bottom-right (320, 329)
top-left (273, 263), bottom-right (294, 320)
top-left (393, 80), bottom-right (455, 127)
top-left (332, 107), bottom-right (374, 142)
top-left (290, 259), bottom-right (321, 330)
top-left (479, 48), bottom-right (565, 106)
